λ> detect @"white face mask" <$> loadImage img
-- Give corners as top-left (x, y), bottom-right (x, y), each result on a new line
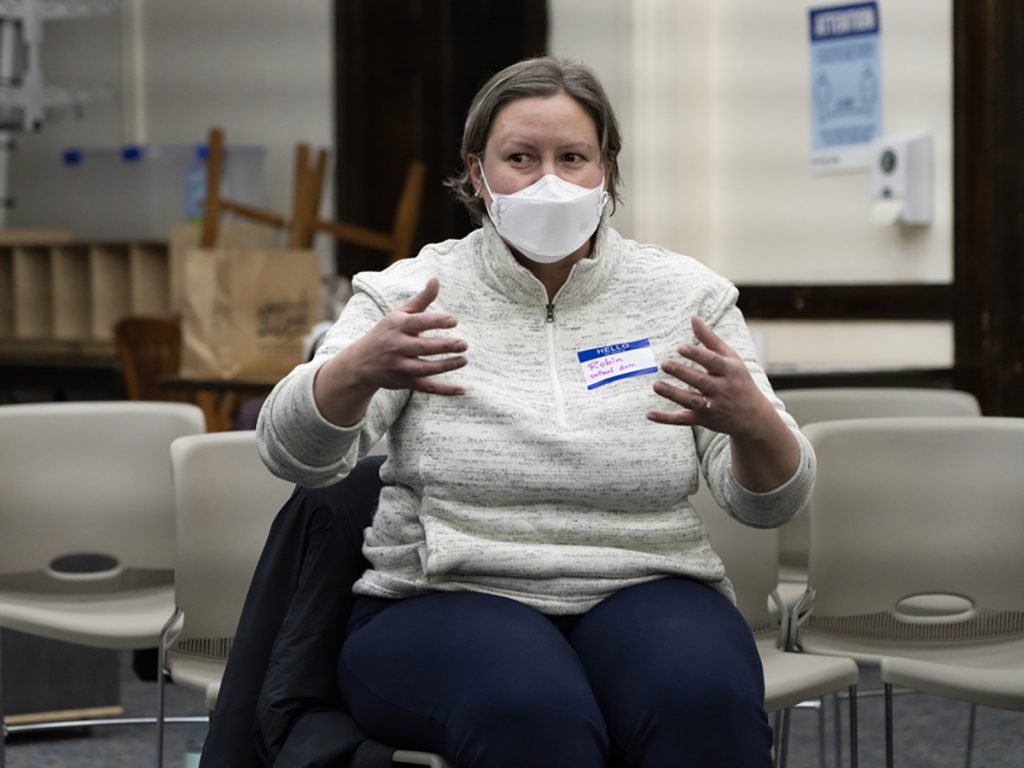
top-left (479, 169), bottom-right (608, 264)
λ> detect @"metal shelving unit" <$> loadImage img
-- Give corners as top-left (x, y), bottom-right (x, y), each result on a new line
top-left (0, 0), bottom-right (119, 225)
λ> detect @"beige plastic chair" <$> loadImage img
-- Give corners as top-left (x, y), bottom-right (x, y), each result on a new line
top-left (777, 388), bottom-right (981, 586)
top-left (793, 416), bottom-right (1024, 767)
top-left (0, 401), bottom-right (206, 768)
top-left (163, 431), bottom-right (296, 723)
top-left (164, 432), bottom-right (447, 768)
top-left (693, 488), bottom-right (860, 768)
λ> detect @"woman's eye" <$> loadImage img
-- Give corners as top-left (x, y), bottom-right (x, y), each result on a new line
top-left (509, 153), bottom-right (529, 165)
top-left (563, 153), bottom-right (584, 164)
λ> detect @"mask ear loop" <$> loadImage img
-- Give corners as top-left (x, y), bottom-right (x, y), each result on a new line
top-left (476, 164), bottom-right (503, 226)
top-left (597, 176), bottom-right (610, 217)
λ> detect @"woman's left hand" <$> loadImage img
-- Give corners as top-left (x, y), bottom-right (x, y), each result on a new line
top-left (646, 316), bottom-right (774, 438)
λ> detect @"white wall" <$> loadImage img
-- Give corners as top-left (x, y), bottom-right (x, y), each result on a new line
top-left (711, 0), bottom-right (952, 284)
top-left (7, 12), bottom-right (124, 229)
top-left (555, 0), bottom-right (954, 370)
top-left (8, 0), bottom-right (333, 263)
top-left (549, 0), bottom-right (636, 238)
top-left (709, 0), bottom-right (953, 368)
top-left (550, 0), bottom-right (712, 258)
top-left (141, 0), bottom-right (332, 221)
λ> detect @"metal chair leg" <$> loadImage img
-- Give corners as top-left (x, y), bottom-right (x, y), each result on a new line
top-left (885, 682), bottom-right (894, 768)
top-left (157, 607), bottom-right (182, 768)
top-left (848, 685), bottom-right (858, 768)
top-left (773, 710), bottom-right (783, 768)
top-left (965, 702), bottom-right (977, 768)
top-left (818, 697), bottom-right (827, 768)
top-left (834, 693), bottom-right (842, 768)
top-left (778, 708), bottom-right (792, 768)
top-left (1, 628), bottom-right (6, 768)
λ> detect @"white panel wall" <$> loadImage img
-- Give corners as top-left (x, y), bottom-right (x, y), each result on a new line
top-left (7, 12), bottom-right (124, 229)
top-left (556, 0), bottom-right (953, 369)
top-left (8, 0), bottom-right (333, 265)
top-left (631, 0), bottom-right (711, 260)
top-left (708, 0), bottom-right (953, 367)
top-left (549, 0), bottom-right (636, 238)
top-left (142, 0), bottom-right (333, 235)
top-left (710, 0), bottom-right (952, 284)
top-left (550, 0), bottom-right (711, 259)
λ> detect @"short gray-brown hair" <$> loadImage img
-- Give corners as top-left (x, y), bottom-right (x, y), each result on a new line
top-left (445, 56), bottom-right (623, 225)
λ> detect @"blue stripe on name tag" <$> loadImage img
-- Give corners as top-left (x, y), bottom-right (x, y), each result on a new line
top-left (577, 338), bottom-right (651, 363)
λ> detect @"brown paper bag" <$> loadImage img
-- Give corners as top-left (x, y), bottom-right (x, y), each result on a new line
top-left (168, 219), bottom-right (280, 313)
top-left (180, 247), bottom-right (322, 380)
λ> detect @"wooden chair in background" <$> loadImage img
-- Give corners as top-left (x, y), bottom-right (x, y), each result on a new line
top-left (113, 316), bottom-right (192, 404)
top-left (312, 160), bottom-right (427, 266)
top-left (200, 126), bottom-right (328, 249)
top-left (114, 316), bottom-right (257, 431)
top-left (200, 124), bottom-right (426, 262)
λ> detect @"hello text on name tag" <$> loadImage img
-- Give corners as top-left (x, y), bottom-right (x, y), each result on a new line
top-left (577, 338), bottom-right (659, 390)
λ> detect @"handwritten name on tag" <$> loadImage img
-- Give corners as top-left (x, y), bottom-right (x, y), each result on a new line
top-left (577, 339), bottom-right (659, 390)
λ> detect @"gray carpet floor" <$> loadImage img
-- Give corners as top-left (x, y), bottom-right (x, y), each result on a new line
top-left (2, 654), bottom-right (1022, 767)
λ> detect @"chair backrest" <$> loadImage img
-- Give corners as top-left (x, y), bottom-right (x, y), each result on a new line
top-left (781, 387), bottom-right (981, 426)
top-left (312, 160), bottom-right (426, 265)
top-left (802, 416), bottom-right (1024, 640)
top-left (169, 431), bottom-right (295, 653)
top-left (0, 401), bottom-right (206, 589)
top-left (690, 487), bottom-right (780, 635)
top-left (778, 387), bottom-right (981, 571)
top-left (113, 315), bottom-right (190, 402)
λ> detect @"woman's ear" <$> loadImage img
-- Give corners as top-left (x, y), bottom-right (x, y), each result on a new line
top-left (468, 155), bottom-right (482, 196)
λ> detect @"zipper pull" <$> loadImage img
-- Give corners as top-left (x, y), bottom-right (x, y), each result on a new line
top-left (546, 303), bottom-right (555, 323)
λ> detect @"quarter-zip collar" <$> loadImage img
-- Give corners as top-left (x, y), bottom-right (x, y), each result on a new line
top-left (474, 211), bottom-right (620, 313)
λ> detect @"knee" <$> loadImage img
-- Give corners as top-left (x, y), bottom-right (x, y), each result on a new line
top-left (618, 672), bottom-right (771, 765)
top-left (452, 678), bottom-right (608, 768)
top-left (650, 672), bottom-right (762, 727)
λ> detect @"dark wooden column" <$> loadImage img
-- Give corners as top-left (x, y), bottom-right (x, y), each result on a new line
top-left (333, 0), bottom-right (547, 277)
top-left (953, 0), bottom-right (1024, 416)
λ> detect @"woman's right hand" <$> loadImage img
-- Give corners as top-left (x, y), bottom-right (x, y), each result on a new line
top-left (313, 278), bottom-right (468, 427)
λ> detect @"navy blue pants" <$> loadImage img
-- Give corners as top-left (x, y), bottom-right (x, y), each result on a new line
top-left (337, 577), bottom-right (772, 767)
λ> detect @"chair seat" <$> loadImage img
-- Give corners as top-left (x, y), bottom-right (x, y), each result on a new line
top-left (167, 651), bottom-right (226, 711)
top-left (799, 631), bottom-right (1024, 666)
top-left (0, 586), bottom-right (175, 648)
top-left (757, 636), bottom-right (859, 712)
top-left (881, 653), bottom-right (1024, 711)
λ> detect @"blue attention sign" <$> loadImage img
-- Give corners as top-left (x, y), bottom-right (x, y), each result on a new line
top-left (808, 2), bottom-right (882, 172)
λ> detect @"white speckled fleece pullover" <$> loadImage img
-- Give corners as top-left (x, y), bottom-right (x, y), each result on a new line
top-left (256, 217), bottom-right (815, 614)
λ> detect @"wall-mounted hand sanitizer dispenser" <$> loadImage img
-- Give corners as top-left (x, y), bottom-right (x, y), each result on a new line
top-left (869, 134), bottom-right (932, 226)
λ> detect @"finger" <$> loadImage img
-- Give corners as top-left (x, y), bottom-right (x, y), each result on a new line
top-left (645, 409), bottom-right (698, 426)
top-left (408, 336), bottom-right (468, 357)
top-left (691, 316), bottom-right (735, 357)
top-left (676, 343), bottom-right (727, 377)
top-left (400, 278), bottom-right (440, 314)
top-left (411, 379), bottom-right (467, 397)
top-left (653, 380), bottom-right (706, 411)
top-left (661, 360), bottom-right (713, 392)
top-left (404, 354), bottom-right (468, 379)
top-left (407, 356), bottom-right (468, 396)
top-left (401, 311), bottom-right (459, 335)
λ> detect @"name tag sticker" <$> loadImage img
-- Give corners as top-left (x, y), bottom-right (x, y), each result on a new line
top-left (577, 338), bottom-right (659, 390)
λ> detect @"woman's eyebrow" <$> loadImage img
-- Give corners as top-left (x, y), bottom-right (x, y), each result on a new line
top-left (496, 138), bottom-right (538, 152)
